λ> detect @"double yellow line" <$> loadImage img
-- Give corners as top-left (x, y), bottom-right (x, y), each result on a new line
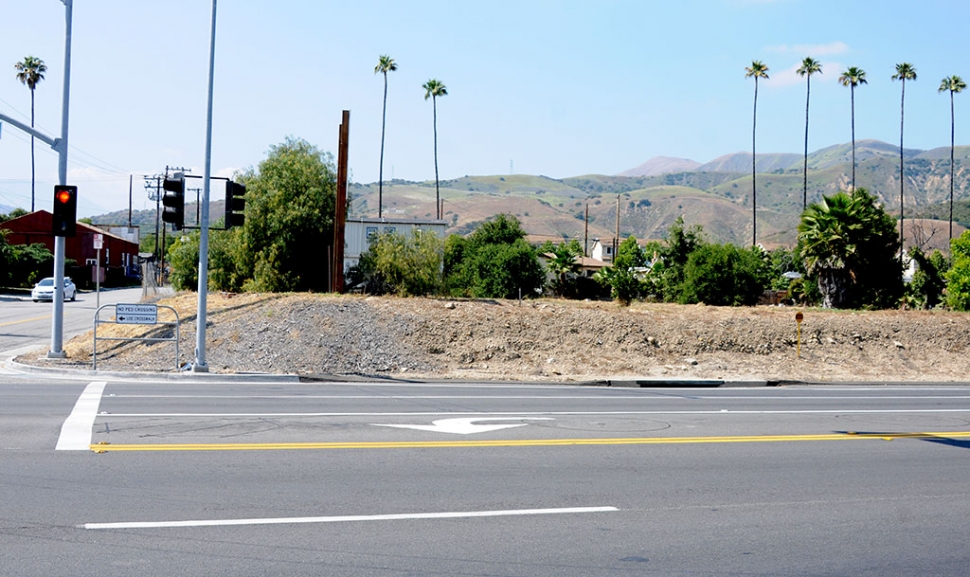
top-left (90, 430), bottom-right (970, 452)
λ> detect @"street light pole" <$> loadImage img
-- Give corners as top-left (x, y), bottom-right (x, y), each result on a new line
top-left (192, 0), bottom-right (218, 372)
top-left (49, 0), bottom-right (73, 358)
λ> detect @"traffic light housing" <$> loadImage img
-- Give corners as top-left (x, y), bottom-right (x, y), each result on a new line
top-left (162, 173), bottom-right (185, 230)
top-left (52, 185), bottom-right (77, 237)
top-left (225, 181), bottom-right (246, 229)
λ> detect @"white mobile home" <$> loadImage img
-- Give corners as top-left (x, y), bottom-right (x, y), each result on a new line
top-left (344, 217), bottom-right (448, 273)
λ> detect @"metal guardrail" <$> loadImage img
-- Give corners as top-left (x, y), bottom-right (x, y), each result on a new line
top-left (93, 303), bottom-right (180, 370)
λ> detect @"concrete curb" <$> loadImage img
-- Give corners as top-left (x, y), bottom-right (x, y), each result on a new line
top-left (3, 355), bottom-right (300, 383)
top-left (7, 356), bottom-right (970, 388)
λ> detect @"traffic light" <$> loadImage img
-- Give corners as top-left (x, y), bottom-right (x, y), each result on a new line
top-left (52, 185), bottom-right (77, 237)
top-left (162, 173), bottom-right (185, 230)
top-left (225, 181), bottom-right (246, 229)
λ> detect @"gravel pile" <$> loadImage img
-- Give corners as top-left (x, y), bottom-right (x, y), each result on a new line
top-left (17, 292), bottom-right (970, 383)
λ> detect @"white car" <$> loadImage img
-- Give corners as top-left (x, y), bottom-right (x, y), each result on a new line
top-left (31, 277), bottom-right (77, 302)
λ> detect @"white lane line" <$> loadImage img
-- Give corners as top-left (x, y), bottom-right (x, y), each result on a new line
top-left (104, 394), bottom-right (970, 400)
top-left (82, 506), bottom-right (619, 530)
top-left (96, 409), bottom-right (970, 418)
top-left (55, 382), bottom-right (107, 451)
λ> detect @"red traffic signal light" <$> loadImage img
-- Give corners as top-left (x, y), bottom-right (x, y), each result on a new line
top-left (56, 188), bottom-right (73, 204)
top-left (52, 185), bottom-right (77, 237)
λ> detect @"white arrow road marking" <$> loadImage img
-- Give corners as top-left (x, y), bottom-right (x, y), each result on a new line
top-left (56, 381), bottom-right (106, 450)
top-left (374, 417), bottom-right (555, 435)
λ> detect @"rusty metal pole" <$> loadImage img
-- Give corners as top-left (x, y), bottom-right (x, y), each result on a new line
top-left (333, 110), bottom-right (350, 293)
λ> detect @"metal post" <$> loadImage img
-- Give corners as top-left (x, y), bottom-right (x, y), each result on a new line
top-left (193, 0), bottom-right (218, 372)
top-left (49, 0), bottom-right (73, 358)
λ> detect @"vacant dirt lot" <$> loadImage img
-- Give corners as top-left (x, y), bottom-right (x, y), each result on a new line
top-left (17, 292), bottom-right (970, 383)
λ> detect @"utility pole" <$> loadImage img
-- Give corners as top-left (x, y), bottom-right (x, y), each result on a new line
top-left (128, 174), bottom-right (132, 228)
top-left (584, 204), bottom-right (589, 257)
top-left (614, 195), bottom-right (620, 262)
top-left (333, 110), bottom-right (350, 293)
top-left (144, 174), bottom-right (161, 278)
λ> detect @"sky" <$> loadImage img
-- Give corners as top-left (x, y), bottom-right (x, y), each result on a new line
top-left (1, 0), bottom-right (969, 219)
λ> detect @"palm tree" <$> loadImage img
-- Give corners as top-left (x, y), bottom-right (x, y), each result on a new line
top-left (14, 56), bottom-right (47, 212)
top-left (838, 67), bottom-right (867, 190)
top-left (799, 192), bottom-right (861, 309)
top-left (796, 57), bottom-right (822, 211)
top-left (744, 60), bottom-right (768, 247)
top-left (939, 75), bottom-right (966, 241)
top-left (892, 63), bottom-right (917, 260)
top-left (374, 55), bottom-right (397, 218)
top-left (799, 188), bottom-right (901, 309)
top-left (422, 79), bottom-right (448, 219)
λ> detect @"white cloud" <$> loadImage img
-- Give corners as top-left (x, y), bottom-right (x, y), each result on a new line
top-left (766, 60), bottom-right (845, 89)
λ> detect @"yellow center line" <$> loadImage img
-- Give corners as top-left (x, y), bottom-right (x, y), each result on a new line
top-left (0, 314), bottom-right (51, 328)
top-left (90, 431), bottom-right (970, 452)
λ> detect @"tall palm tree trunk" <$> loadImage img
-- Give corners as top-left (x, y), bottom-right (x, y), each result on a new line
top-left (30, 88), bottom-right (36, 212)
top-left (850, 86), bottom-right (856, 191)
top-left (433, 96), bottom-right (440, 219)
top-left (899, 80), bottom-right (906, 260)
top-left (752, 78), bottom-right (758, 247)
top-left (378, 74), bottom-right (388, 218)
top-left (803, 75), bottom-right (811, 210)
top-left (950, 90), bottom-right (956, 241)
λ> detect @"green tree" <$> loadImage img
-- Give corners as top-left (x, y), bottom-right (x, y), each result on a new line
top-left (892, 62), bottom-right (917, 258)
top-left (14, 55), bottom-right (46, 212)
top-left (167, 231), bottom-right (200, 291)
top-left (375, 55), bottom-right (397, 218)
top-left (839, 67), bottom-right (867, 190)
top-left (796, 57), bottom-right (822, 210)
top-left (946, 231), bottom-right (970, 310)
top-left (677, 243), bottom-right (770, 306)
top-left (594, 236), bottom-right (646, 305)
top-left (0, 229), bottom-right (11, 286)
top-left (745, 60), bottom-right (769, 247)
top-left (354, 230), bottom-right (444, 296)
top-left (798, 188), bottom-right (901, 309)
top-left (906, 246), bottom-right (948, 309)
top-left (0, 208), bottom-right (28, 223)
top-left (443, 214), bottom-right (543, 299)
top-left (939, 75), bottom-right (966, 241)
top-left (235, 137), bottom-right (337, 292)
top-left (545, 240), bottom-right (583, 297)
top-left (4, 242), bottom-right (53, 287)
top-left (422, 79), bottom-right (448, 219)
top-left (656, 216), bottom-right (706, 299)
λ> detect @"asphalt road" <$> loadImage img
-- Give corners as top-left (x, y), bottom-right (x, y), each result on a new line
top-left (0, 286), bottom-right (148, 356)
top-left (2, 377), bottom-right (970, 576)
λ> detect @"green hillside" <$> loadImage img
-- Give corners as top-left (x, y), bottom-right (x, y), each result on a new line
top-left (85, 140), bottom-right (970, 250)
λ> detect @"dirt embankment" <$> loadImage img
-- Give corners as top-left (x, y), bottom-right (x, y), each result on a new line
top-left (19, 292), bottom-right (970, 382)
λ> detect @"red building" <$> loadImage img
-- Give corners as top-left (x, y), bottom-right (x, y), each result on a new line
top-left (1, 210), bottom-right (141, 287)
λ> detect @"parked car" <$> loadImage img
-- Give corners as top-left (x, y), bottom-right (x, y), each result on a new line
top-left (31, 277), bottom-right (77, 302)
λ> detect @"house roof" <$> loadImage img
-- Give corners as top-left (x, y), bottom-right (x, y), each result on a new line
top-left (1, 210), bottom-right (139, 247)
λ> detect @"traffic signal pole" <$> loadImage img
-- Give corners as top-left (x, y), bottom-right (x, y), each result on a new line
top-left (50, 0), bottom-right (74, 358)
top-left (192, 0), bottom-right (218, 373)
top-left (0, 1), bottom-right (74, 357)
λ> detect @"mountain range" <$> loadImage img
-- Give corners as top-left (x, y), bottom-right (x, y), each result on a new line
top-left (67, 139), bottom-right (970, 252)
